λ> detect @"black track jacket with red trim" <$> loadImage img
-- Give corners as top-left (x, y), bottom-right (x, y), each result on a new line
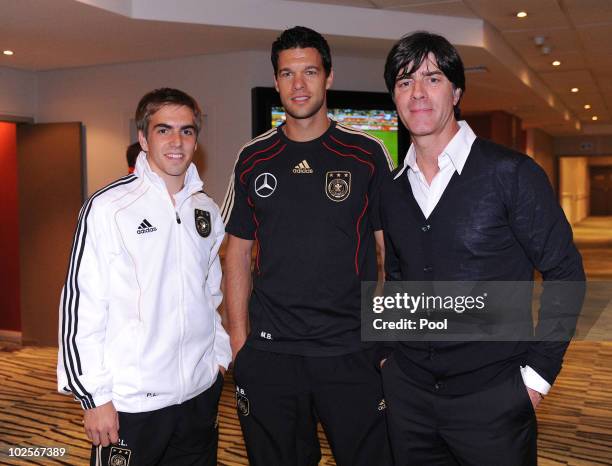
top-left (222, 121), bottom-right (394, 356)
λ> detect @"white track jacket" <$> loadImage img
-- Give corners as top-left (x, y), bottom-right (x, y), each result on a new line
top-left (57, 154), bottom-right (231, 413)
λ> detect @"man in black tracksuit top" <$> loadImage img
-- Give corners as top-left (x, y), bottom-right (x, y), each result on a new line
top-left (222, 27), bottom-right (394, 466)
top-left (379, 32), bottom-right (585, 466)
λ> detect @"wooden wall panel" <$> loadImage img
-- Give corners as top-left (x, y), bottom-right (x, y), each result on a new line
top-left (17, 122), bottom-right (83, 346)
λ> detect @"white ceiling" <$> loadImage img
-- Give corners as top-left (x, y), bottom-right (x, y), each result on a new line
top-left (1, 0), bottom-right (611, 135)
top-left (0, 0), bottom-right (278, 69)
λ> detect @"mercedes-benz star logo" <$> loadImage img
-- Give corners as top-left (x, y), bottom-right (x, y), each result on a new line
top-left (254, 172), bottom-right (277, 198)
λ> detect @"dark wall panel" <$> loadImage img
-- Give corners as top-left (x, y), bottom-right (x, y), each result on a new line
top-left (464, 111), bottom-right (525, 153)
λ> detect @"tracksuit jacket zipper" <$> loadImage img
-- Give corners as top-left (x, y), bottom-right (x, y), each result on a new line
top-left (169, 193), bottom-right (195, 404)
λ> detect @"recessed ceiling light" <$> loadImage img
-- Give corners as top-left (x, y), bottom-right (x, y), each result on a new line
top-left (571, 87), bottom-right (579, 93)
top-left (2, 50), bottom-right (14, 56)
top-left (516, 11), bottom-right (527, 18)
top-left (552, 60), bottom-right (561, 66)
top-left (584, 104), bottom-right (591, 110)
top-left (592, 116), bottom-right (598, 121)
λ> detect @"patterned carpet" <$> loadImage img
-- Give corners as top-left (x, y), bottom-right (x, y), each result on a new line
top-left (0, 342), bottom-right (610, 465)
top-left (0, 347), bottom-right (336, 466)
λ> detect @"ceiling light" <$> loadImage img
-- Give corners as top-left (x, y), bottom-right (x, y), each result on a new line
top-left (552, 60), bottom-right (561, 66)
top-left (2, 50), bottom-right (14, 56)
top-left (541, 45), bottom-right (552, 55)
top-left (534, 36), bottom-right (545, 46)
top-left (592, 116), bottom-right (598, 121)
top-left (571, 87), bottom-right (579, 93)
top-left (584, 104), bottom-right (591, 109)
top-left (516, 11), bottom-right (527, 18)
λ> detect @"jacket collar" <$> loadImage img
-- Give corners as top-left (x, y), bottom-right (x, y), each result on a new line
top-left (134, 152), bottom-right (204, 204)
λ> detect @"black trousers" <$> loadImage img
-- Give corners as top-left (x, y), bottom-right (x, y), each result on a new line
top-left (233, 345), bottom-right (392, 466)
top-left (382, 355), bottom-right (538, 466)
top-left (90, 372), bottom-right (223, 466)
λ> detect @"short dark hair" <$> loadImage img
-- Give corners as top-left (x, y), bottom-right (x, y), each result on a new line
top-left (135, 88), bottom-right (202, 137)
top-left (271, 26), bottom-right (332, 76)
top-left (384, 31), bottom-right (465, 119)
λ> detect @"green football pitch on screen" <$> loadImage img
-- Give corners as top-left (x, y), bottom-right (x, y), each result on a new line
top-left (364, 129), bottom-right (398, 168)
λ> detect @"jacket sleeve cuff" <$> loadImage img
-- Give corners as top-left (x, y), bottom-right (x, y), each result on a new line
top-left (82, 392), bottom-right (113, 410)
top-left (520, 365), bottom-right (552, 395)
top-left (213, 329), bottom-right (232, 371)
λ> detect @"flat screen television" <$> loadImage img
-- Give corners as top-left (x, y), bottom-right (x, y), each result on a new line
top-left (252, 87), bottom-right (409, 168)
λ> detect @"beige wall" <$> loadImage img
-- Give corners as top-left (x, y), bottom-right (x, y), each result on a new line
top-left (36, 52), bottom-right (256, 203)
top-left (30, 50), bottom-right (387, 204)
top-left (559, 157), bottom-right (590, 224)
top-left (0, 66), bottom-right (38, 119)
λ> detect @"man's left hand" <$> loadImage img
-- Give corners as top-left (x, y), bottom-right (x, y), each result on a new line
top-left (526, 387), bottom-right (543, 409)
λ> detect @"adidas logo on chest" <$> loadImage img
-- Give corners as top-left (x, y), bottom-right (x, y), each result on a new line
top-left (292, 159), bottom-right (313, 174)
top-left (136, 219), bottom-right (157, 234)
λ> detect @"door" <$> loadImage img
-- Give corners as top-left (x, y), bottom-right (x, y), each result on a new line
top-left (17, 122), bottom-right (84, 346)
top-left (590, 166), bottom-right (612, 216)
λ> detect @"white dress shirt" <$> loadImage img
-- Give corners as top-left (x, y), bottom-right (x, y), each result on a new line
top-left (396, 120), bottom-right (550, 395)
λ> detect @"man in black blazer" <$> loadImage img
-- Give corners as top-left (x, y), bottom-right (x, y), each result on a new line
top-left (379, 31), bottom-right (585, 466)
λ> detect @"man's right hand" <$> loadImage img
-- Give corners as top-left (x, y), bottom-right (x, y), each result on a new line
top-left (83, 401), bottom-right (119, 447)
top-left (231, 336), bottom-right (247, 363)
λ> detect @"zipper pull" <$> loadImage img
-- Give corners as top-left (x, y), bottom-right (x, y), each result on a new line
top-left (175, 211), bottom-right (181, 224)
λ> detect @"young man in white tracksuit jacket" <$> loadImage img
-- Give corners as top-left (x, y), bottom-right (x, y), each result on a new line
top-left (57, 88), bottom-right (231, 466)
